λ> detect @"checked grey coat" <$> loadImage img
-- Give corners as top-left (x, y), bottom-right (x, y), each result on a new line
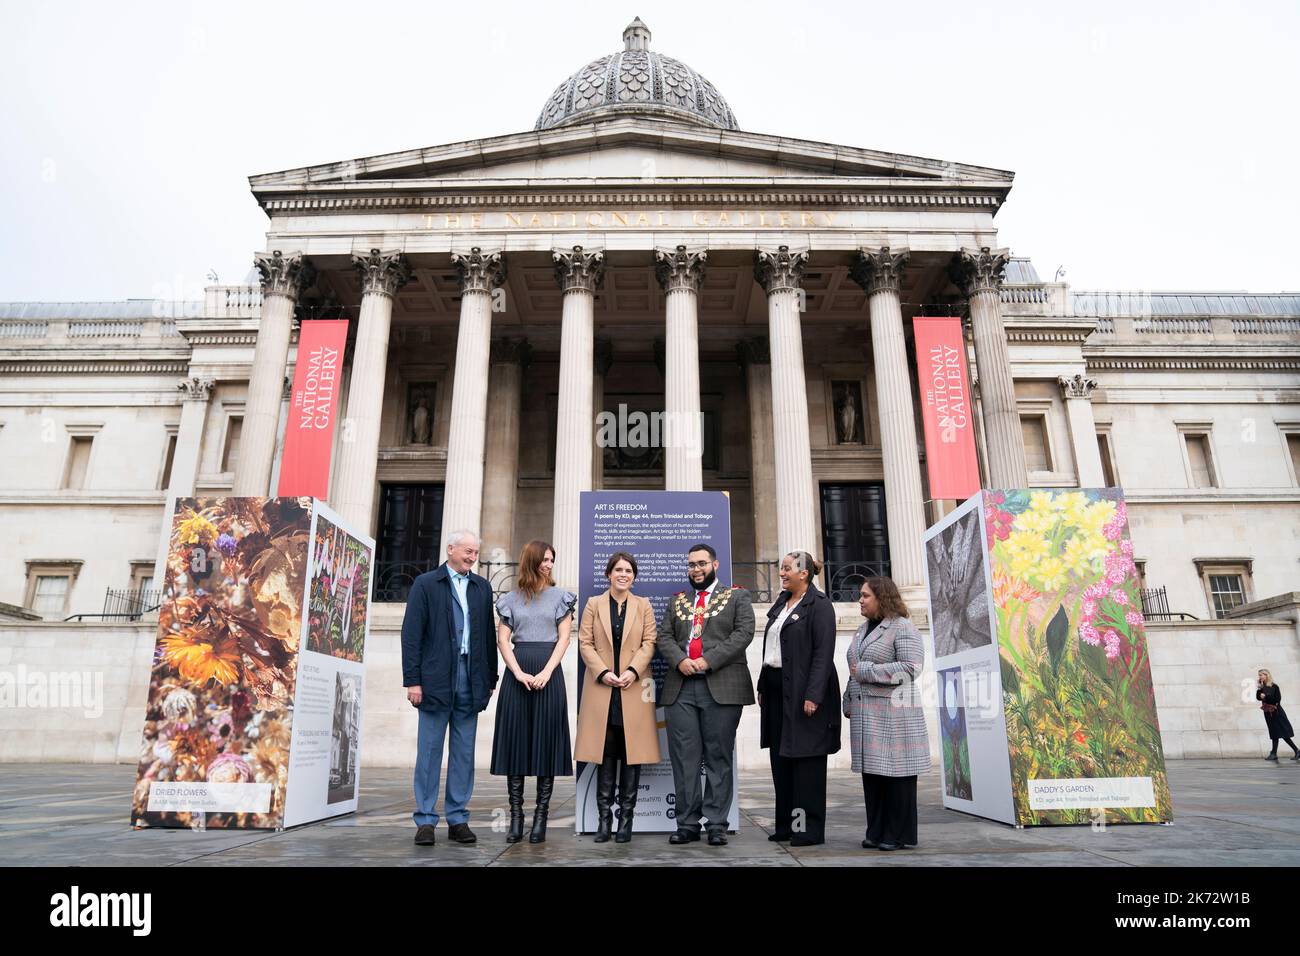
top-left (657, 586), bottom-right (756, 707)
top-left (842, 615), bottom-right (932, 776)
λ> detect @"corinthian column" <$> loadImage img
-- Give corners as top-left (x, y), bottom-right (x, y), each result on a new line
top-left (551, 246), bottom-right (604, 588)
top-left (1058, 373), bottom-right (1106, 486)
top-left (235, 251), bottom-right (314, 495)
top-left (169, 377), bottom-right (214, 495)
top-left (481, 338), bottom-right (530, 560)
top-left (754, 245), bottom-right (818, 557)
top-left (440, 247), bottom-right (507, 542)
top-left (738, 339), bottom-right (778, 564)
top-left (656, 245), bottom-right (707, 491)
top-left (331, 249), bottom-right (410, 531)
top-left (950, 246), bottom-right (1028, 488)
top-left (850, 247), bottom-right (926, 587)
top-left (593, 337), bottom-right (613, 489)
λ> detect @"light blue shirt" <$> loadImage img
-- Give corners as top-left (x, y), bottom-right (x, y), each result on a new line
top-left (449, 569), bottom-right (471, 655)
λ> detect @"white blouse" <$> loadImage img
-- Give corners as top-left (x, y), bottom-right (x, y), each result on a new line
top-left (764, 601), bottom-right (797, 668)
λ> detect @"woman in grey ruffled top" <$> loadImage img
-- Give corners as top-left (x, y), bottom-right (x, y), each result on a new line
top-left (491, 539), bottom-right (576, 844)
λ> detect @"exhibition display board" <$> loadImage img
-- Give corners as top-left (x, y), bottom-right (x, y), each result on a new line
top-left (131, 496), bottom-right (374, 830)
top-left (922, 488), bottom-right (1173, 826)
top-left (574, 490), bottom-right (740, 833)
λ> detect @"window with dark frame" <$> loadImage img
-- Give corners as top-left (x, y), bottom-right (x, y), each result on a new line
top-left (1208, 574), bottom-right (1246, 618)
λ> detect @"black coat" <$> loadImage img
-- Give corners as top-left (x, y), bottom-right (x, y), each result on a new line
top-left (758, 586), bottom-right (842, 758)
top-left (1258, 683), bottom-right (1295, 740)
top-left (400, 563), bottom-right (499, 713)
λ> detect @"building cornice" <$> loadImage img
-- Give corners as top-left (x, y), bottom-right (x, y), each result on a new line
top-left (1003, 320), bottom-right (1097, 345)
top-left (1083, 349), bottom-right (1300, 372)
top-left (0, 359), bottom-right (191, 375)
top-left (257, 184), bottom-right (1007, 214)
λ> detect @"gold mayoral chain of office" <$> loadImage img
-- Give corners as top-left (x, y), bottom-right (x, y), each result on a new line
top-left (673, 586), bottom-right (739, 627)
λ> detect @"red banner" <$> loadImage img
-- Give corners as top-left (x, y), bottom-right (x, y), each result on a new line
top-left (277, 320), bottom-right (348, 498)
top-left (913, 317), bottom-right (981, 500)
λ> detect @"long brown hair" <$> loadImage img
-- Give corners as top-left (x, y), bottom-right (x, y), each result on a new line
top-left (865, 575), bottom-right (910, 620)
top-left (516, 539), bottom-right (556, 600)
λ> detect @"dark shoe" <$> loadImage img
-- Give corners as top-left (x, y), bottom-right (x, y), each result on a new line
top-left (506, 776), bottom-right (526, 844)
top-left (414, 824), bottom-right (436, 846)
top-left (790, 836), bottom-right (823, 847)
top-left (769, 831), bottom-right (793, 842)
top-left (614, 763), bottom-right (640, 844)
top-left (1292, 752), bottom-right (1300, 761)
top-left (861, 838), bottom-right (877, 849)
top-left (1266, 754), bottom-right (1279, 761)
top-left (877, 842), bottom-right (900, 851)
top-left (707, 829), bottom-right (728, 846)
top-left (529, 776), bottom-right (554, 844)
top-left (668, 828), bottom-right (701, 845)
top-left (447, 822), bottom-right (477, 844)
top-left (594, 758), bottom-right (617, 843)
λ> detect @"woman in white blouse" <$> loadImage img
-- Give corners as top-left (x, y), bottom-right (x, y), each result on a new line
top-left (756, 551), bottom-right (841, 846)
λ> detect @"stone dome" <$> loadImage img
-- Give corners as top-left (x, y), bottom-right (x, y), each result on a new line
top-left (534, 18), bottom-right (739, 132)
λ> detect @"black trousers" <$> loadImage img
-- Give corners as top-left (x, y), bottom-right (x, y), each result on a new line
top-left (862, 772), bottom-right (918, 847)
top-left (760, 666), bottom-right (828, 843)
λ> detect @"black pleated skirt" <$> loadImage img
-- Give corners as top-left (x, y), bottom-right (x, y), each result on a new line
top-left (491, 642), bottom-right (573, 776)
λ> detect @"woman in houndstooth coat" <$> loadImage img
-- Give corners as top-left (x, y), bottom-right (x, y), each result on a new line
top-left (843, 575), bottom-right (930, 851)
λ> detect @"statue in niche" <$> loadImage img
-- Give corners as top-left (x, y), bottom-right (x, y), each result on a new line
top-left (407, 384), bottom-right (435, 445)
top-left (833, 381), bottom-right (864, 444)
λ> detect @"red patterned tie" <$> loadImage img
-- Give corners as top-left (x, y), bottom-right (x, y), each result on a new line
top-left (689, 590), bottom-right (706, 659)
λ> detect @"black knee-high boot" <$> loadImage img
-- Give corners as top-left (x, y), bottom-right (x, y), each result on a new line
top-left (615, 763), bottom-right (641, 843)
top-left (529, 776), bottom-right (554, 843)
top-left (594, 757), bottom-right (618, 843)
top-left (506, 775), bottom-right (526, 843)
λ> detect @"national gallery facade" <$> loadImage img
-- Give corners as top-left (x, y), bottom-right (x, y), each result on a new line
top-left (3, 18), bottom-right (1298, 632)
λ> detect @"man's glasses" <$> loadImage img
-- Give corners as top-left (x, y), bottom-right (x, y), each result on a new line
top-left (687, 560), bottom-right (713, 569)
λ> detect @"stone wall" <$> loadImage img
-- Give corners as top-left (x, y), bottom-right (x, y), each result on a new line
top-left (3, 610), bottom-right (1295, 767)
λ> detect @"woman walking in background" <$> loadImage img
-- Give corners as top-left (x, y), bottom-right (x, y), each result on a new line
top-left (492, 540), bottom-right (576, 843)
top-left (1257, 669), bottom-right (1299, 761)
top-left (844, 575), bottom-right (930, 851)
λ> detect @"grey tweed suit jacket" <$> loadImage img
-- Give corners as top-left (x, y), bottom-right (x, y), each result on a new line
top-left (657, 586), bottom-right (756, 707)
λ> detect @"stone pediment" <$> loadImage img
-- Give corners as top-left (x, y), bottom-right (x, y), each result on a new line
top-left (248, 117), bottom-right (1014, 200)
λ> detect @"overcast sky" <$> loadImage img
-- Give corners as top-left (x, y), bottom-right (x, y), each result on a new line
top-left (1, 0), bottom-right (1296, 302)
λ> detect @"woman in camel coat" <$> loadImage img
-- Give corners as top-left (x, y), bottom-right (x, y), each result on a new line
top-left (575, 551), bottom-right (661, 842)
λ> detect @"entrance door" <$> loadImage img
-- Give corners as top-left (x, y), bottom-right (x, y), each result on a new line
top-left (374, 483), bottom-right (444, 602)
top-left (819, 482), bottom-right (890, 601)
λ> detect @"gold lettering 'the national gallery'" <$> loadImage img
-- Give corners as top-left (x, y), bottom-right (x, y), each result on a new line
top-left (421, 210), bottom-right (840, 229)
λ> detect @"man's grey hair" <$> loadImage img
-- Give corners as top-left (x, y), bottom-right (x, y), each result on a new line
top-left (446, 529), bottom-right (481, 549)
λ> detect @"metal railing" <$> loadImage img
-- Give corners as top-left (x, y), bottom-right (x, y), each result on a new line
top-left (64, 587), bottom-right (162, 622)
top-left (370, 558), bottom-right (889, 605)
top-left (479, 561), bottom-right (518, 600)
top-left (372, 561), bottom-right (430, 604)
top-left (823, 560), bottom-right (891, 602)
top-left (733, 561), bottom-right (778, 602)
top-left (1139, 585), bottom-right (1197, 622)
top-left (372, 560), bottom-right (520, 603)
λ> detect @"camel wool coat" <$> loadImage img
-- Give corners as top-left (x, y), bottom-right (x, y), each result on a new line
top-left (574, 591), bottom-right (662, 766)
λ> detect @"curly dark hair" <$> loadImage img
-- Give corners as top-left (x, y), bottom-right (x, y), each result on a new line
top-left (864, 575), bottom-right (910, 620)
